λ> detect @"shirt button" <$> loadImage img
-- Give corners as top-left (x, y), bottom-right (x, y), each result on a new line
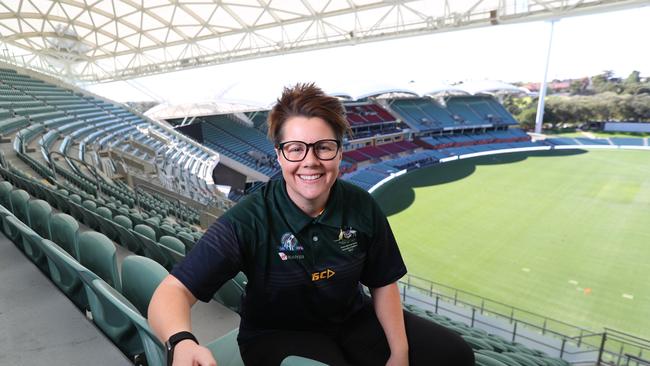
top-left (312, 235), bottom-right (319, 242)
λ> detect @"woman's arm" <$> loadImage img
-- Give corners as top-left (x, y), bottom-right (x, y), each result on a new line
top-left (371, 282), bottom-right (409, 366)
top-left (148, 274), bottom-right (217, 366)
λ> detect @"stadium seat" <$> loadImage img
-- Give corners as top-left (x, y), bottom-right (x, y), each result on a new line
top-left (0, 181), bottom-right (13, 207)
top-left (9, 188), bottom-right (30, 223)
top-left (95, 206), bottom-right (119, 241)
top-left (49, 212), bottom-right (80, 259)
top-left (157, 235), bottom-right (185, 265)
top-left (132, 227), bottom-right (173, 271)
top-left (77, 231), bottom-right (121, 292)
top-left (90, 278), bottom-right (159, 365)
top-left (81, 200), bottom-right (100, 230)
top-left (40, 238), bottom-right (88, 310)
top-left (474, 353), bottom-right (510, 366)
top-left (280, 356), bottom-right (328, 366)
top-left (27, 199), bottom-right (52, 239)
top-left (7, 214), bottom-right (49, 274)
top-left (80, 275), bottom-right (142, 360)
top-left (120, 255), bottom-right (168, 316)
top-left (212, 272), bottom-right (247, 314)
top-left (114, 215), bottom-right (144, 254)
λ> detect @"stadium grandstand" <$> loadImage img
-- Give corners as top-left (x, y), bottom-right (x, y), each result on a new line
top-left (1, 1), bottom-right (649, 365)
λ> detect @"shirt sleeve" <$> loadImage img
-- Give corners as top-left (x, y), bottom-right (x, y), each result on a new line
top-left (171, 216), bottom-right (243, 302)
top-left (360, 199), bottom-right (408, 288)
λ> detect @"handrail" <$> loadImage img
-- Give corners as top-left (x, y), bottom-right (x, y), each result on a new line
top-left (47, 150), bottom-right (103, 198)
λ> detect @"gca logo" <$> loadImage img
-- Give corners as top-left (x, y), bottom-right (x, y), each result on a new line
top-left (311, 269), bottom-right (335, 281)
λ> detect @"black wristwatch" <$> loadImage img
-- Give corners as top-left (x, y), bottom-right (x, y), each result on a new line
top-left (165, 331), bottom-right (198, 366)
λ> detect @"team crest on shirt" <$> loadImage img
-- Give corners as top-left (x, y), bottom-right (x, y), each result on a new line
top-left (335, 226), bottom-right (358, 253)
top-left (278, 232), bottom-right (304, 261)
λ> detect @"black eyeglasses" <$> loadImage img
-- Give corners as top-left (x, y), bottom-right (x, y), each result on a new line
top-left (276, 139), bottom-right (341, 162)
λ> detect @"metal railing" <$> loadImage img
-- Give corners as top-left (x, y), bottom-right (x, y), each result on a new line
top-left (398, 274), bottom-right (650, 365)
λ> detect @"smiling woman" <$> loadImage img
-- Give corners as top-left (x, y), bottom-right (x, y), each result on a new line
top-left (148, 83), bottom-right (474, 366)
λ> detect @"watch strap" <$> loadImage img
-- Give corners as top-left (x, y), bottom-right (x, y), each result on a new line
top-left (166, 331), bottom-right (198, 366)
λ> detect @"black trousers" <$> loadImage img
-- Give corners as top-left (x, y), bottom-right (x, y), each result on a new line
top-left (239, 304), bottom-right (475, 366)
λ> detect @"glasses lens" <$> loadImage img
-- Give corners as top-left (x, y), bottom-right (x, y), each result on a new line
top-left (282, 142), bottom-right (307, 161)
top-left (314, 140), bottom-right (339, 160)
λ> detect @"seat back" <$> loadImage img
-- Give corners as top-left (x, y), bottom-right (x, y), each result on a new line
top-left (81, 200), bottom-right (100, 230)
top-left (121, 255), bottom-right (168, 316)
top-left (132, 228), bottom-right (173, 270)
top-left (78, 231), bottom-right (121, 292)
top-left (9, 189), bottom-right (30, 223)
top-left (5, 215), bottom-right (49, 274)
top-left (40, 239), bottom-right (88, 309)
top-left (49, 212), bottom-right (80, 259)
top-left (27, 199), bottom-right (53, 239)
top-left (96, 206), bottom-right (118, 241)
top-left (0, 181), bottom-right (13, 208)
top-left (114, 215), bottom-right (142, 254)
top-left (91, 279), bottom-right (162, 365)
top-left (213, 272), bottom-right (248, 314)
top-left (158, 235), bottom-right (185, 254)
top-left (134, 224), bottom-right (156, 240)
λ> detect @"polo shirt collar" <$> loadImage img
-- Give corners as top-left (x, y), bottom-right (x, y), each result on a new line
top-left (275, 179), bottom-right (344, 233)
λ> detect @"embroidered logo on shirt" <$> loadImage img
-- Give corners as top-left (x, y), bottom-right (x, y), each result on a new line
top-left (279, 232), bottom-right (303, 252)
top-left (334, 226), bottom-right (358, 253)
top-left (278, 232), bottom-right (304, 261)
top-left (311, 268), bottom-right (335, 281)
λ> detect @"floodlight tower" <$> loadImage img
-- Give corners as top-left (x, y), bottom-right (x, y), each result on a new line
top-left (535, 20), bottom-right (557, 134)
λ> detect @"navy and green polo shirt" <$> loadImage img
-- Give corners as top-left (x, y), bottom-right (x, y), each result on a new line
top-left (172, 178), bottom-right (407, 344)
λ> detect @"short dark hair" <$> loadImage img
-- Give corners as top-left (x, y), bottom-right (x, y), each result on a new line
top-left (268, 82), bottom-right (351, 144)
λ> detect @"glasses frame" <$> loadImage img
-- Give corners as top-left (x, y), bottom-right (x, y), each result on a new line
top-left (276, 139), bottom-right (342, 162)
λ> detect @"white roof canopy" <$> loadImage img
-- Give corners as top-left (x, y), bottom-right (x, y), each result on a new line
top-left (0, 0), bottom-right (645, 83)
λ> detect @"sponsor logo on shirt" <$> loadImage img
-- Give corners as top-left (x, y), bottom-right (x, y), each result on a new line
top-left (335, 226), bottom-right (358, 253)
top-left (311, 268), bottom-right (335, 281)
top-left (278, 252), bottom-right (305, 261)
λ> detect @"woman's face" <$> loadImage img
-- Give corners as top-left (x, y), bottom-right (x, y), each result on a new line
top-left (276, 115), bottom-right (341, 215)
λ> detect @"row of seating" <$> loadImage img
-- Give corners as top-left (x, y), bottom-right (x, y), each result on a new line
top-left (403, 304), bottom-right (570, 366)
top-left (0, 169), bottom-right (320, 365)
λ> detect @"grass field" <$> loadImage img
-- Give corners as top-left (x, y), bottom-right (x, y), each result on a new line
top-left (549, 130), bottom-right (650, 138)
top-left (373, 149), bottom-right (650, 339)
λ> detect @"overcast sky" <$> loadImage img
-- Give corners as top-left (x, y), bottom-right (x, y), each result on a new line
top-left (86, 6), bottom-right (650, 106)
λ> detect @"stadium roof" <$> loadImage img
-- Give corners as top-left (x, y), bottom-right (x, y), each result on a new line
top-left (0, 0), bottom-right (646, 83)
top-left (456, 80), bottom-right (529, 95)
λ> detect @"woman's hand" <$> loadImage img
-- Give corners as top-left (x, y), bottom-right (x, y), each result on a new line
top-left (172, 340), bottom-right (218, 366)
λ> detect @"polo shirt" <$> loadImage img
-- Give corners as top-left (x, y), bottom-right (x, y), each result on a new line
top-left (172, 178), bottom-right (407, 344)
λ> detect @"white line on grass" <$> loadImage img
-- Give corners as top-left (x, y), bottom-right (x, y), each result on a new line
top-left (622, 294), bottom-right (634, 300)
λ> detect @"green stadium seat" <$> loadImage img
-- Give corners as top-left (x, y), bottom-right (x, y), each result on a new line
top-left (81, 199), bottom-right (100, 230)
top-left (114, 215), bottom-right (143, 254)
top-left (120, 255), bottom-right (168, 316)
top-left (5, 215), bottom-right (50, 274)
top-left (40, 239), bottom-right (88, 310)
top-left (158, 235), bottom-right (185, 265)
top-left (280, 356), bottom-right (328, 366)
top-left (477, 350), bottom-right (522, 366)
top-left (212, 272), bottom-right (247, 314)
top-left (79, 274), bottom-right (142, 360)
top-left (27, 199), bottom-right (52, 239)
top-left (90, 278), bottom-right (156, 365)
top-left (9, 188), bottom-right (30, 223)
top-left (78, 231), bottom-right (121, 292)
top-left (95, 206), bottom-right (118, 241)
top-left (475, 353), bottom-right (510, 366)
top-left (0, 180), bottom-right (14, 208)
top-left (49, 212), bottom-right (80, 259)
top-left (132, 225), bottom-right (173, 270)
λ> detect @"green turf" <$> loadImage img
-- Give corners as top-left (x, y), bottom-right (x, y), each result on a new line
top-left (373, 149), bottom-right (650, 339)
top-left (549, 131), bottom-right (650, 138)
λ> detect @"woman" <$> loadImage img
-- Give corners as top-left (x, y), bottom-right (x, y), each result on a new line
top-left (149, 83), bottom-right (474, 366)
